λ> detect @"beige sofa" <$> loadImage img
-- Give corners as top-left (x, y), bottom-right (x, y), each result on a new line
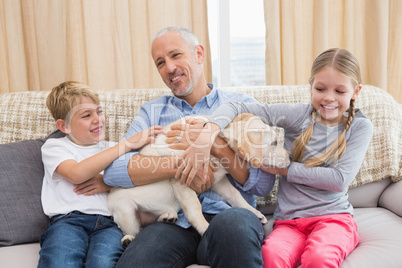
top-left (0, 85), bottom-right (401, 268)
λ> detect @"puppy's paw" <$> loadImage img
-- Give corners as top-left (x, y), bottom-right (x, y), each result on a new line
top-left (195, 222), bottom-right (209, 236)
top-left (121, 235), bottom-right (135, 248)
top-left (157, 210), bottom-right (178, 223)
top-left (253, 210), bottom-right (268, 225)
top-left (259, 214), bottom-right (268, 225)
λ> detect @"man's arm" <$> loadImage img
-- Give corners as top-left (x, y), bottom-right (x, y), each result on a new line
top-left (166, 119), bottom-right (250, 185)
top-left (210, 135), bottom-right (249, 185)
top-left (104, 106), bottom-right (157, 188)
top-left (167, 120), bottom-right (249, 186)
top-left (104, 105), bottom-right (214, 192)
top-left (127, 154), bottom-right (179, 185)
top-left (127, 154), bottom-right (214, 194)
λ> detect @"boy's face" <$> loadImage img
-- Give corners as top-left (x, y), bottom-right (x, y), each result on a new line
top-left (63, 96), bottom-right (105, 146)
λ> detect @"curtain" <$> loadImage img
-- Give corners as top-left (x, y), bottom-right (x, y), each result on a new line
top-left (263, 0), bottom-right (402, 103)
top-left (0, 0), bottom-right (211, 93)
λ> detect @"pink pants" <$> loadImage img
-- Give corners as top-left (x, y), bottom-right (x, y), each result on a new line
top-left (262, 213), bottom-right (359, 268)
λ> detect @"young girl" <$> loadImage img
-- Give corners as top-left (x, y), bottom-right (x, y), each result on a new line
top-left (177, 48), bottom-right (374, 268)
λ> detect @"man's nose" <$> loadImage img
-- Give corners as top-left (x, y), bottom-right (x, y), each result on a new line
top-left (165, 59), bottom-right (176, 73)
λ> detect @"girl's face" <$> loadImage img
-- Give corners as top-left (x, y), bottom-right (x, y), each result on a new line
top-left (310, 66), bottom-right (361, 126)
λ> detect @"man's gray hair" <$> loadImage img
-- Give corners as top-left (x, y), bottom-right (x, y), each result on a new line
top-left (151, 26), bottom-right (199, 50)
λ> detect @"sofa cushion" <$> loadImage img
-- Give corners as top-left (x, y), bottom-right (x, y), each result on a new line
top-left (379, 180), bottom-right (402, 217)
top-left (340, 208), bottom-right (402, 267)
top-left (0, 131), bottom-right (65, 246)
top-left (0, 139), bottom-right (49, 246)
top-left (0, 243), bottom-right (40, 267)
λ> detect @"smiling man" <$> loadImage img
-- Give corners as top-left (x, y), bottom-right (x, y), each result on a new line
top-left (104, 26), bottom-right (275, 268)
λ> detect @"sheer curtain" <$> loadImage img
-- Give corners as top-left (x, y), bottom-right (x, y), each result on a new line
top-left (263, 0), bottom-right (402, 103)
top-left (0, 0), bottom-right (211, 93)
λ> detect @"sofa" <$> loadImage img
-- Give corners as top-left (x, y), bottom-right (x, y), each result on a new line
top-left (0, 85), bottom-right (401, 268)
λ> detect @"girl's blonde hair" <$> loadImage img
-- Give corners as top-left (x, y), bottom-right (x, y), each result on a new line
top-left (46, 81), bottom-right (99, 121)
top-left (292, 48), bottom-right (362, 166)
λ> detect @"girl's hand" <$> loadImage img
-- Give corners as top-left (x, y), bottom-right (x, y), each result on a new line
top-left (73, 174), bottom-right (111, 195)
top-left (260, 166), bottom-right (288, 176)
top-left (175, 122), bottom-right (221, 187)
top-left (125, 125), bottom-right (165, 150)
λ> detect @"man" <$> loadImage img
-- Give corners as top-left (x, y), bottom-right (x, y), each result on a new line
top-left (104, 26), bottom-right (275, 268)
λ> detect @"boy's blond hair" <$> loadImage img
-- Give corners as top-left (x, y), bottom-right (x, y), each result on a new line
top-left (46, 81), bottom-right (100, 121)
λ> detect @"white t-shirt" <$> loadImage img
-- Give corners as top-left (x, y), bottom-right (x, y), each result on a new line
top-left (41, 136), bottom-right (116, 217)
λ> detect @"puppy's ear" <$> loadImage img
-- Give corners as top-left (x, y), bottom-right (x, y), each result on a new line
top-left (240, 131), bottom-right (263, 164)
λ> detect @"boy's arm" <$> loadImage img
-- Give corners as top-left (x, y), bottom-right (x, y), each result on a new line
top-left (57, 125), bottom-right (163, 185)
top-left (74, 174), bottom-right (111, 195)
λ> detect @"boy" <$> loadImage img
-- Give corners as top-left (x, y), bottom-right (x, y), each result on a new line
top-left (38, 81), bottom-right (163, 268)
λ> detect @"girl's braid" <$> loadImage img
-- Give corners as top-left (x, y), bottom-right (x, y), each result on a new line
top-left (344, 99), bottom-right (355, 132)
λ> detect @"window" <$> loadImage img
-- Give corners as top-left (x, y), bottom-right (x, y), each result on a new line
top-left (207, 0), bottom-right (266, 87)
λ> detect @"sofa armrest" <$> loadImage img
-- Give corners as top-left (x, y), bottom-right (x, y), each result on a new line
top-left (348, 178), bottom-right (391, 208)
top-left (379, 179), bottom-right (402, 217)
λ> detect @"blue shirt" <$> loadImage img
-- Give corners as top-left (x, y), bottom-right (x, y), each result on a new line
top-left (104, 84), bottom-right (276, 228)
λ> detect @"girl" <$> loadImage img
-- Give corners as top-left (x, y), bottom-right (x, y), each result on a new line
top-left (176, 48), bottom-right (373, 268)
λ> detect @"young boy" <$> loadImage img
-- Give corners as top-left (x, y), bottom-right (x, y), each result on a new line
top-left (38, 81), bottom-right (163, 268)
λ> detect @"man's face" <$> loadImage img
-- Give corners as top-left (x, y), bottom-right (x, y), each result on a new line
top-left (151, 31), bottom-right (203, 97)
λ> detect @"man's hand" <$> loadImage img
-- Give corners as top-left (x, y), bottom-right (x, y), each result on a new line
top-left (74, 174), bottom-right (111, 196)
top-left (187, 160), bottom-right (216, 194)
top-left (175, 122), bottom-right (221, 187)
top-left (165, 118), bottom-right (205, 150)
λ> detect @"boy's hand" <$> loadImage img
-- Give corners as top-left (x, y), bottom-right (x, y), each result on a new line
top-left (126, 125), bottom-right (165, 150)
top-left (73, 174), bottom-right (111, 195)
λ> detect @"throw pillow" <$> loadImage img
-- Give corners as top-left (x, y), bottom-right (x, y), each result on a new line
top-left (0, 139), bottom-right (48, 246)
top-left (0, 130), bottom-right (65, 246)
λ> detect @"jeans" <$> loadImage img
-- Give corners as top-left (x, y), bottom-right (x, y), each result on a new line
top-left (38, 211), bottom-right (124, 268)
top-left (116, 207), bottom-right (265, 268)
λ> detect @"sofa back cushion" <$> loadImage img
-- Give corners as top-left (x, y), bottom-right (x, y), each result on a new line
top-left (0, 86), bottom-right (400, 208)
